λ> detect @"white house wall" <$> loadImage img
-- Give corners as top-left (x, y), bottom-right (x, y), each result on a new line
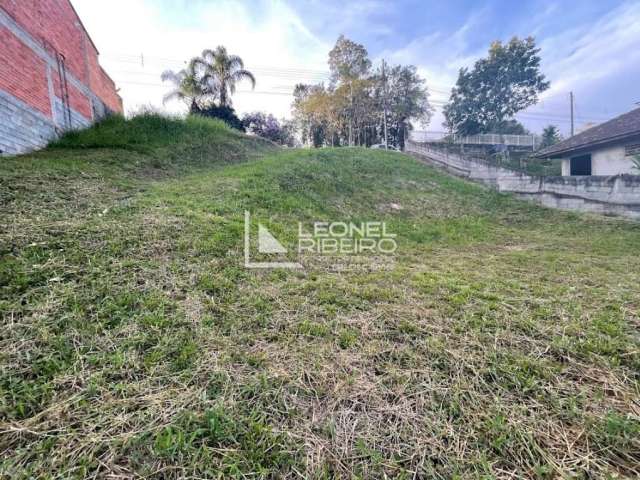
top-left (558, 144), bottom-right (637, 176)
top-left (592, 145), bottom-right (636, 175)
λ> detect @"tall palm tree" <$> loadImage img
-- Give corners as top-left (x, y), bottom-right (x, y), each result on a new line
top-left (194, 46), bottom-right (255, 107)
top-left (160, 60), bottom-right (215, 113)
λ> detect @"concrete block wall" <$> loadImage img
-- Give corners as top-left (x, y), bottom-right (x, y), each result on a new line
top-left (0, 0), bottom-right (122, 156)
top-left (406, 140), bottom-right (640, 220)
top-left (0, 90), bottom-right (57, 154)
top-left (53, 96), bottom-right (91, 131)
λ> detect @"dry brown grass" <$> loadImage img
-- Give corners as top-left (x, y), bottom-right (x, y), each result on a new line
top-left (1, 122), bottom-right (639, 478)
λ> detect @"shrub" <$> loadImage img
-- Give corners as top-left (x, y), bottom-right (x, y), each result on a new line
top-left (196, 105), bottom-right (245, 131)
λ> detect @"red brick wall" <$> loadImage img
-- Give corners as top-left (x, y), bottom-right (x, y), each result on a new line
top-left (0, 25), bottom-right (51, 116)
top-left (1, 0), bottom-right (88, 84)
top-left (86, 46), bottom-right (122, 113)
top-left (0, 0), bottom-right (122, 122)
top-left (97, 68), bottom-right (122, 113)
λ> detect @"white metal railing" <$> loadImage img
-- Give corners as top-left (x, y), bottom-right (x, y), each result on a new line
top-left (409, 131), bottom-right (540, 149)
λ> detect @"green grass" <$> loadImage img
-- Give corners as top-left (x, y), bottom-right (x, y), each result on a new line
top-left (1, 114), bottom-right (639, 478)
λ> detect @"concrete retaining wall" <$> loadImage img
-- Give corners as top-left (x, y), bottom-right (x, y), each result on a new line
top-left (0, 88), bottom-right (91, 156)
top-left (0, 90), bottom-right (58, 154)
top-left (406, 140), bottom-right (640, 220)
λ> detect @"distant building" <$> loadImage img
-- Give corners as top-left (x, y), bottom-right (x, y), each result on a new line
top-left (576, 122), bottom-right (598, 134)
top-left (0, 0), bottom-right (123, 156)
top-left (536, 107), bottom-right (640, 176)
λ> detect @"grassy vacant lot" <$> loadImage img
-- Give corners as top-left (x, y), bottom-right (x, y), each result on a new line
top-left (1, 115), bottom-right (639, 479)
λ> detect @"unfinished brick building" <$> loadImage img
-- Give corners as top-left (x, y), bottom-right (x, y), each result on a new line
top-left (0, 0), bottom-right (122, 155)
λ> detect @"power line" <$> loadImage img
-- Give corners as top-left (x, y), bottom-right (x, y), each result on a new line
top-left (426, 100), bottom-right (606, 124)
top-left (102, 51), bottom-right (469, 92)
top-left (102, 53), bottom-right (331, 77)
top-left (117, 80), bottom-right (293, 96)
top-left (102, 52), bottom-right (620, 120)
top-left (117, 78), bottom-right (607, 123)
top-left (104, 52), bottom-right (615, 124)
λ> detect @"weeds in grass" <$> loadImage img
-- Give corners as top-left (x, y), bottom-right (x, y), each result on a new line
top-left (1, 115), bottom-right (639, 478)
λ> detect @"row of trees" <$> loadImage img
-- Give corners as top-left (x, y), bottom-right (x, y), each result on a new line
top-left (292, 36), bottom-right (433, 150)
top-left (161, 39), bottom-right (561, 149)
top-left (161, 37), bottom-right (433, 150)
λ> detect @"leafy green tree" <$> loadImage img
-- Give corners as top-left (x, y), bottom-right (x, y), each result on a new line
top-left (328, 35), bottom-right (371, 84)
top-left (292, 36), bottom-right (433, 149)
top-left (540, 125), bottom-right (562, 148)
top-left (382, 65), bottom-right (432, 150)
top-left (292, 83), bottom-right (330, 147)
top-left (328, 35), bottom-right (372, 145)
top-left (194, 46), bottom-right (256, 107)
top-left (160, 60), bottom-right (213, 114)
top-left (488, 119), bottom-right (529, 135)
top-left (444, 37), bottom-right (550, 135)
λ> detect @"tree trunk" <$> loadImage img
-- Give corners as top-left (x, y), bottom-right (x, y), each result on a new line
top-left (399, 120), bottom-right (406, 151)
top-left (220, 82), bottom-right (228, 107)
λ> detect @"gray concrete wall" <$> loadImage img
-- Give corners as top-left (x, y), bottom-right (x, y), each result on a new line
top-left (0, 90), bottom-right (58, 155)
top-left (53, 97), bottom-right (92, 131)
top-left (0, 90), bottom-right (94, 156)
top-left (406, 140), bottom-right (640, 220)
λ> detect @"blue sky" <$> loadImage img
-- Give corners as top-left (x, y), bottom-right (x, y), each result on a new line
top-left (73, 0), bottom-right (640, 135)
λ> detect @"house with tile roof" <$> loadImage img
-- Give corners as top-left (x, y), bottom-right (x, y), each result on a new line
top-left (535, 107), bottom-right (640, 176)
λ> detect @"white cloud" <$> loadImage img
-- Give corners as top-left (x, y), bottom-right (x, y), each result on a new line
top-left (379, 1), bottom-right (640, 134)
top-left (520, 0), bottom-right (640, 134)
top-left (71, 0), bottom-right (330, 118)
top-left (378, 9), bottom-right (491, 130)
top-left (72, 0), bottom-right (640, 134)
top-left (538, 1), bottom-right (640, 98)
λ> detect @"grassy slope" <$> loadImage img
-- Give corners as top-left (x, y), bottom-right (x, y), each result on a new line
top-left (1, 115), bottom-right (639, 479)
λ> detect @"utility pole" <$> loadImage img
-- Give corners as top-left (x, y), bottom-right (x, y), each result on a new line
top-left (570, 91), bottom-right (574, 137)
top-left (382, 59), bottom-right (389, 150)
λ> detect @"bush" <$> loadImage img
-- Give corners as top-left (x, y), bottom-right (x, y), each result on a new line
top-left (50, 112), bottom-right (233, 151)
top-left (196, 105), bottom-right (245, 131)
top-left (241, 112), bottom-right (295, 146)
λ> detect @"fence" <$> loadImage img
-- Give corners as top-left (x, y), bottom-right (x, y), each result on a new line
top-left (409, 131), bottom-right (540, 149)
top-left (406, 140), bottom-right (640, 220)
